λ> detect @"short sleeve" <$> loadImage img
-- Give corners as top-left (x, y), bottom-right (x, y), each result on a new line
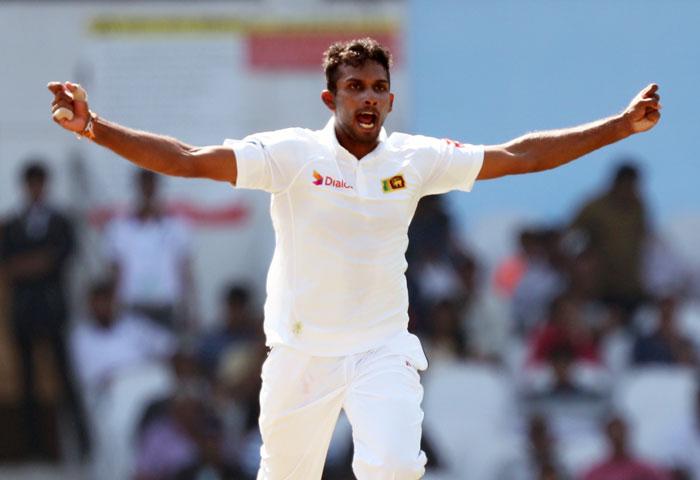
top-left (224, 128), bottom-right (313, 193)
top-left (421, 138), bottom-right (484, 196)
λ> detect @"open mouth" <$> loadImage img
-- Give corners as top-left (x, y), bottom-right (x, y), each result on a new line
top-left (356, 111), bottom-right (378, 130)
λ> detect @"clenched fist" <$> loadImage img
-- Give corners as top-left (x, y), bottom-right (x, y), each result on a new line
top-left (47, 81), bottom-right (90, 133)
top-left (623, 83), bottom-right (662, 134)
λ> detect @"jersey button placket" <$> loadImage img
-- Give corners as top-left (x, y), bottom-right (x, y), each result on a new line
top-left (356, 163), bottom-right (365, 197)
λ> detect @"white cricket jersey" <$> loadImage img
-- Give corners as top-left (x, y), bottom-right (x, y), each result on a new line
top-left (224, 118), bottom-right (483, 356)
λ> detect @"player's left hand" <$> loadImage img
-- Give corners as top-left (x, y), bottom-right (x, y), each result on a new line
top-left (623, 83), bottom-right (662, 133)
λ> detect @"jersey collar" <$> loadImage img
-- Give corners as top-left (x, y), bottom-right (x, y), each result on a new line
top-left (321, 116), bottom-right (388, 162)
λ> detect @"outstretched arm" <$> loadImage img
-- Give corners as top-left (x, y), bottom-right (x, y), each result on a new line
top-left (478, 84), bottom-right (661, 180)
top-left (47, 81), bottom-right (238, 184)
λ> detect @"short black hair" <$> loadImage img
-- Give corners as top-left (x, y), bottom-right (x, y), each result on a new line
top-left (225, 284), bottom-right (250, 307)
top-left (613, 162), bottom-right (640, 185)
top-left (22, 160), bottom-right (48, 183)
top-left (322, 37), bottom-right (392, 93)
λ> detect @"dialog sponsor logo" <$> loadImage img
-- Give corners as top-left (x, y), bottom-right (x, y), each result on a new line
top-left (312, 170), bottom-right (353, 189)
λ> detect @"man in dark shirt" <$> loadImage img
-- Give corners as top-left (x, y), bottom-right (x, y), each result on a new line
top-left (633, 296), bottom-right (697, 366)
top-left (0, 161), bottom-right (87, 457)
top-left (569, 163), bottom-right (648, 316)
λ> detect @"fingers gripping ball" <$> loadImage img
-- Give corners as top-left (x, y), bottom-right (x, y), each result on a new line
top-left (52, 84), bottom-right (88, 122)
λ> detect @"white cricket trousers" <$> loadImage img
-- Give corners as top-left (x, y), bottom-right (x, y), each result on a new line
top-left (256, 332), bottom-right (428, 480)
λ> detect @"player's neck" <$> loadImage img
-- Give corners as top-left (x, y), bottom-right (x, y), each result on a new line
top-left (334, 125), bottom-right (380, 160)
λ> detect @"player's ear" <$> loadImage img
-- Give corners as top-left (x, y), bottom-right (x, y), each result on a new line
top-left (321, 90), bottom-right (336, 112)
top-left (389, 92), bottom-right (394, 112)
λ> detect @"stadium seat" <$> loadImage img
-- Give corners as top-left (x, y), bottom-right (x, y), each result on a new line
top-left (88, 362), bottom-right (175, 480)
top-left (612, 366), bottom-right (696, 465)
top-left (422, 360), bottom-right (519, 480)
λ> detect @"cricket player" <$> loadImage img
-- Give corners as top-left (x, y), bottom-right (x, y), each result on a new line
top-left (48, 38), bottom-right (661, 480)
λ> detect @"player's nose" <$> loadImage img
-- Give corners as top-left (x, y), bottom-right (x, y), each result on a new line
top-left (363, 94), bottom-right (379, 106)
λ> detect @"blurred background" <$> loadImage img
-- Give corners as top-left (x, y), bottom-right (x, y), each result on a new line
top-left (0, 0), bottom-right (699, 479)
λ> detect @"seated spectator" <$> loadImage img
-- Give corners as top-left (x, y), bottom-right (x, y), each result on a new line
top-left (632, 296), bottom-right (697, 366)
top-left (524, 344), bottom-right (607, 400)
top-left (563, 253), bottom-right (635, 377)
top-left (528, 295), bottom-right (600, 366)
top-left (70, 279), bottom-right (177, 480)
top-left (512, 228), bottom-right (566, 336)
top-left (497, 414), bottom-right (570, 480)
top-left (581, 416), bottom-right (669, 480)
top-left (406, 195), bottom-right (463, 332)
top-left (454, 253), bottom-right (511, 363)
top-left (134, 388), bottom-right (244, 480)
top-left (596, 306), bottom-right (634, 378)
top-left (522, 296), bottom-right (609, 399)
top-left (422, 299), bottom-right (470, 364)
top-left (172, 343), bottom-right (211, 399)
top-left (135, 344), bottom-right (213, 463)
top-left (214, 340), bottom-right (268, 477)
top-left (547, 346), bottom-right (589, 396)
top-left (70, 279), bottom-right (176, 401)
top-left (565, 251), bottom-right (610, 332)
top-left (406, 195), bottom-right (455, 265)
top-left (197, 284), bottom-right (260, 377)
top-left (642, 233), bottom-right (690, 300)
top-left (411, 245), bottom-right (462, 335)
top-left (493, 229), bottom-right (534, 299)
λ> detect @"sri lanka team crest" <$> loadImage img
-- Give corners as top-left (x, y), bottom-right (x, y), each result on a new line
top-left (382, 174), bottom-right (406, 193)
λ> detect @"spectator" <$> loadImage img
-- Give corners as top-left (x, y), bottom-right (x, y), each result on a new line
top-left (497, 414), bottom-right (570, 480)
top-left (632, 296), bottom-right (697, 366)
top-left (134, 388), bottom-right (244, 480)
top-left (596, 305), bottom-right (634, 378)
top-left (102, 169), bottom-right (194, 330)
top-left (565, 251), bottom-right (609, 329)
top-left (493, 229), bottom-right (533, 299)
top-left (528, 296), bottom-right (600, 366)
top-left (197, 284), bottom-right (260, 376)
top-left (214, 341), bottom-right (267, 478)
top-left (562, 252), bottom-right (636, 375)
top-left (69, 279), bottom-right (176, 480)
top-left (523, 296), bottom-right (608, 399)
top-left (642, 233), bottom-right (691, 299)
top-left (512, 228), bottom-right (566, 336)
top-left (406, 195), bottom-right (455, 265)
top-left (568, 162), bottom-right (649, 317)
top-left (0, 160), bottom-right (88, 458)
top-left (581, 416), bottom-right (669, 480)
top-left (69, 279), bottom-right (176, 400)
top-left (453, 253), bottom-right (510, 363)
top-left (422, 299), bottom-right (470, 364)
top-left (406, 195), bottom-right (462, 332)
top-left (524, 343), bottom-right (609, 401)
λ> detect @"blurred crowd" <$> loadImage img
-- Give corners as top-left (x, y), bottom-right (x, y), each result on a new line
top-left (1, 158), bottom-right (699, 480)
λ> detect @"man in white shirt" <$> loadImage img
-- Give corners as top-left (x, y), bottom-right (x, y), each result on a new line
top-left (70, 279), bottom-right (176, 480)
top-left (103, 169), bottom-right (193, 330)
top-left (70, 280), bottom-right (176, 397)
top-left (48, 37), bottom-right (661, 480)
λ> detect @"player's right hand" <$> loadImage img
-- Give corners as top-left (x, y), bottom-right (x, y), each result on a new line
top-left (47, 81), bottom-right (90, 133)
